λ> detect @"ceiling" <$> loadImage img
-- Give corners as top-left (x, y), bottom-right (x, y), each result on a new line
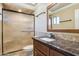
top-left (49, 3), bottom-right (71, 12)
top-left (3, 3), bottom-right (36, 14)
top-left (25, 3), bottom-right (37, 6)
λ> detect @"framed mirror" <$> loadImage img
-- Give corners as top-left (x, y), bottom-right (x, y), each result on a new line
top-left (47, 3), bottom-right (79, 33)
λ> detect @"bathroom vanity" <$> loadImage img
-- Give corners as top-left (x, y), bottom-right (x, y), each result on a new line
top-left (33, 39), bottom-right (64, 56)
top-left (32, 36), bottom-right (79, 56)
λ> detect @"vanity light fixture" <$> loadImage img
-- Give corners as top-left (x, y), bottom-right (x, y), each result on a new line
top-left (53, 16), bottom-right (60, 24)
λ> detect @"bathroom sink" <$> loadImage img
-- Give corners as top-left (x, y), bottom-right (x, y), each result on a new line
top-left (39, 38), bottom-right (55, 42)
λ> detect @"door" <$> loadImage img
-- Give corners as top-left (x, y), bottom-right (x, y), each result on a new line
top-left (3, 10), bottom-right (34, 55)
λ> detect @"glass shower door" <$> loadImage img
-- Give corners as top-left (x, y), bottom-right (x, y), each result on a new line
top-left (3, 10), bottom-right (34, 55)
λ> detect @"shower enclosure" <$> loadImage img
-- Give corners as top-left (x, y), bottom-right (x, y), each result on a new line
top-left (2, 10), bottom-right (34, 55)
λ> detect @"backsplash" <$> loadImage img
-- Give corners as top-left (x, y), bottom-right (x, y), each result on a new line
top-left (53, 32), bottom-right (79, 42)
top-left (35, 32), bottom-right (79, 42)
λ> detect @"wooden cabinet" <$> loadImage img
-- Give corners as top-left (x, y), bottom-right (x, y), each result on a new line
top-left (34, 40), bottom-right (49, 56)
top-left (33, 39), bottom-right (65, 56)
top-left (50, 48), bottom-right (64, 56)
top-left (34, 48), bottom-right (45, 56)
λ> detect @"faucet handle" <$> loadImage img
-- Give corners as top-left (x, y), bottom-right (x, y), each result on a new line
top-left (49, 33), bottom-right (55, 39)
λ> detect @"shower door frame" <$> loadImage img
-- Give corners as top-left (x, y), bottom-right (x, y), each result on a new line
top-left (1, 8), bottom-right (35, 55)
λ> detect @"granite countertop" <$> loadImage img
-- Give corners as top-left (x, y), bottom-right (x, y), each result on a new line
top-left (32, 36), bottom-right (79, 56)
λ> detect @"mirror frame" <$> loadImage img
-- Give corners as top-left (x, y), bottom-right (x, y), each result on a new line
top-left (47, 3), bottom-right (79, 33)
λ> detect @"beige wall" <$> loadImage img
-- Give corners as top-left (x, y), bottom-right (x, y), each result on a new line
top-left (51, 4), bottom-right (79, 29)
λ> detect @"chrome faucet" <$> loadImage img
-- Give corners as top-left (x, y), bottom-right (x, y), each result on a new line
top-left (48, 33), bottom-right (55, 39)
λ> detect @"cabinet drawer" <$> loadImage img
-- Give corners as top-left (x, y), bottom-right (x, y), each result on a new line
top-left (50, 49), bottom-right (64, 56)
top-left (34, 40), bottom-right (49, 55)
top-left (34, 48), bottom-right (45, 56)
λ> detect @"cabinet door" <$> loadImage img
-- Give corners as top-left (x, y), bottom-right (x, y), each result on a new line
top-left (34, 48), bottom-right (45, 56)
top-left (50, 49), bottom-right (64, 56)
top-left (34, 40), bottom-right (49, 55)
